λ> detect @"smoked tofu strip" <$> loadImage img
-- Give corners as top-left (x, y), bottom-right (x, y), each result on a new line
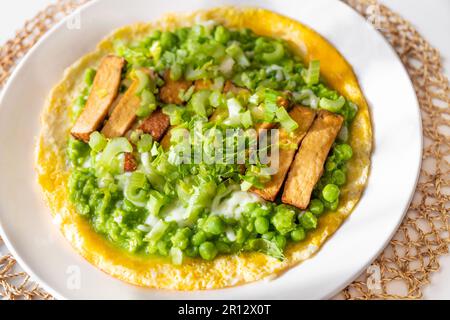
top-left (71, 55), bottom-right (125, 142)
top-left (101, 79), bottom-right (141, 138)
top-left (282, 110), bottom-right (344, 209)
top-left (251, 106), bottom-right (316, 201)
top-left (138, 109), bottom-right (170, 142)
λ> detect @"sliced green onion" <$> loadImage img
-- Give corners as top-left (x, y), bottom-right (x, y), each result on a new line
top-left (319, 96), bottom-right (346, 112)
top-left (88, 131), bottom-right (107, 152)
top-left (276, 107), bottom-right (298, 132)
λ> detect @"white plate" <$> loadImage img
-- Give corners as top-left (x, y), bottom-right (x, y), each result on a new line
top-left (0, 0), bottom-right (422, 300)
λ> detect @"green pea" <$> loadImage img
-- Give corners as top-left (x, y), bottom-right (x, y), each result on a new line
top-left (170, 228), bottom-right (190, 250)
top-left (325, 158), bottom-right (336, 172)
top-left (254, 217), bottom-right (270, 234)
top-left (332, 169), bottom-right (346, 186)
top-left (271, 206), bottom-right (296, 235)
top-left (325, 199), bottom-right (339, 211)
top-left (299, 211), bottom-right (318, 230)
top-left (251, 206), bottom-right (270, 218)
top-left (156, 241), bottom-right (169, 256)
top-left (216, 241), bottom-right (231, 253)
top-left (236, 228), bottom-right (247, 244)
top-left (322, 184), bottom-right (340, 202)
top-left (335, 144), bottom-right (353, 161)
top-left (274, 235), bottom-right (286, 249)
top-left (262, 232), bottom-right (275, 240)
top-left (202, 216), bottom-right (225, 235)
top-left (246, 221), bottom-right (254, 233)
top-left (184, 246), bottom-right (199, 258)
top-left (214, 25), bottom-right (230, 44)
top-left (192, 230), bottom-right (207, 246)
top-left (199, 242), bottom-right (218, 260)
top-left (309, 199), bottom-right (324, 215)
top-left (291, 227), bottom-right (306, 242)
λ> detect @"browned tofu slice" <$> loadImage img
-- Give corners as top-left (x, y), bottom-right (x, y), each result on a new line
top-left (223, 80), bottom-right (249, 95)
top-left (124, 153), bottom-right (137, 172)
top-left (71, 55), bottom-right (125, 142)
top-left (251, 106), bottom-right (316, 201)
top-left (138, 109), bottom-right (170, 142)
top-left (194, 79), bottom-right (213, 91)
top-left (101, 79), bottom-right (141, 138)
top-left (159, 71), bottom-right (192, 105)
top-left (282, 110), bottom-right (344, 209)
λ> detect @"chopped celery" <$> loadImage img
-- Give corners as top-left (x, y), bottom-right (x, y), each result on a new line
top-left (261, 42), bottom-right (285, 63)
top-left (144, 220), bottom-right (169, 243)
top-left (146, 190), bottom-right (167, 216)
top-left (240, 110), bottom-right (253, 129)
top-left (190, 90), bottom-right (211, 118)
top-left (124, 172), bottom-right (149, 207)
top-left (137, 134), bottom-right (153, 153)
top-left (319, 96), bottom-right (346, 112)
top-left (226, 43), bottom-right (250, 67)
top-left (88, 131), bottom-right (107, 153)
top-left (303, 60), bottom-right (321, 85)
top-left (133, 69), bottom-right (150, 94)
top-left (170, 247), bottom-right (184, 265)
top-left (162, 104), bottom-right (185, 125)
top-left (276, 107), bottom-right (298, 132)
top-left (99, 138), bottom-right (133, 168)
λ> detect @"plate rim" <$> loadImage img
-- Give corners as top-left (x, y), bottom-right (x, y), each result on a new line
top-left (0, 0), bottom-right (423, 300)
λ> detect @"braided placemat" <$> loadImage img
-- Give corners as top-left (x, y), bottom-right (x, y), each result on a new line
top-left (0, 0), bottom-right (448, 300)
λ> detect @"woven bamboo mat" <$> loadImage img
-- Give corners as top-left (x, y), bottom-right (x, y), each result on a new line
top-left (0, 0), bottom-right (448, 300)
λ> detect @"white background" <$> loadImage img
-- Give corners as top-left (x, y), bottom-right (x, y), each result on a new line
top-left (0, 0), bottom-right (449, 299)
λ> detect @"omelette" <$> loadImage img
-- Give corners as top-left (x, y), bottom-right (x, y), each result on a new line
top-left (35, 7), bottom-right (372, 290)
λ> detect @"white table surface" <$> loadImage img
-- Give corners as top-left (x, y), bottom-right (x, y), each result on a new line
top-left (0, 0), bottom-right (449, 299)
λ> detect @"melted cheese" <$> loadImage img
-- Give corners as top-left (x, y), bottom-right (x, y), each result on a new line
top-left (212, 191), bottom-right (262, 220)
